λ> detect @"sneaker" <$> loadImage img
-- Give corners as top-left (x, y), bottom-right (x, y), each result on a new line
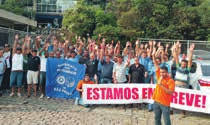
top-left (148, 109), bottom-right (153, 112)
top-left (10, 93), bottom-right (14, 97)
top-left (40, 94), bottom-right (44, 99)
top-left (17, 93), bottom-right (22, 97)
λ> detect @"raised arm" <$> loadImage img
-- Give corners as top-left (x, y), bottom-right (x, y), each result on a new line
top-left (12, 34), bottom-right (19, 56)
top-left (152, 48), bottom-right (159, 70)
top-left (188, 43), bottom-right (195, 68)
top-left (177, 41), bottom-right (181, 56)
top-left (27, 36), bottom-right (31, 54)
top-left (147, 40), bottom-right (153, 57)
top-left (173, 44), bottom-right (179, 65)
top-left (165, 43), bottom-right (169, 55)
top-left (22, 36), bottom-right (27, 55)
top-left (114, 41), bottom-right (120, 55)
top-left (160, 46), bottom-right (165, 63)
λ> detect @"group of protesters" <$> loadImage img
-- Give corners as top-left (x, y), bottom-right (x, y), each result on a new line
top-left (0, 32), bottom-right (196, 125)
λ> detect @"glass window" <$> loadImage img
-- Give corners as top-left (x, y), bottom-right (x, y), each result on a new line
top-left (201, 65), bottom-right (210, 76)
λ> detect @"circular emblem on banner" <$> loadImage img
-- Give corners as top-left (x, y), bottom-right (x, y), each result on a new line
top-left (67, 77), bottom-right (75, 88)
top-left (56, 76), bottom-right (65, 85)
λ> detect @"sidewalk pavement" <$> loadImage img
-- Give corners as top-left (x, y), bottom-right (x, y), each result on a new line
top-left (0, 93), bottom-right (209, 125)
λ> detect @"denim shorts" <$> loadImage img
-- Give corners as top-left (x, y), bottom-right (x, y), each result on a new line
top-left (10, 71), bottom-right (23, 87)
top-left (39, 72), bottom-right (46, 87)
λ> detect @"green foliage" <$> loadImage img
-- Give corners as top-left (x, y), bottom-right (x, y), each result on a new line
top-left (0, 0), bottom-right (34, 18)
top-left (63, 0), bottom-right (210, 42)
top-left (62, 3), bottom-right (96, 36)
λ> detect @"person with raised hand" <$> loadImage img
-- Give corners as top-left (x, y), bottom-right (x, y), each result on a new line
top-left (9, 34), bottom-right (24, 97)
top-left (152, 45), bottom-right (175, 125)
top-left (172, 43), bottom-right (195, 116)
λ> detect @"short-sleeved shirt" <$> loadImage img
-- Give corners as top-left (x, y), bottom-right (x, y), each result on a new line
top-left (113, 63), bottom-right (127, 83)
top-left (101, 61), bottom-right (114, 79)
top-left (12, 54), bottom-right (23, 71)
top-left (152, 68), bottom-right (175, 106)
top-left (175, 64), bottom-right (190, 84)
top-left (139, 57), bottom-right (150, 71)
top-left (68, 55), bottom-right (81, 63)
top-left (28, 54), bottom-right (40, 71)
top-left (77, 80), bottom-right (95, 90)
top-left (85, 59), bottom-right (99, 78)
top-left (40, 57), bottom-right (47, 72)
top-left (0, 57), bottom-right (5, 74)
top-left (77, 80), bottom-right (95, 96)
top-left (79, 57), bottom-right (89, 65)
top-left (128, 64), bottom-right (146, 83)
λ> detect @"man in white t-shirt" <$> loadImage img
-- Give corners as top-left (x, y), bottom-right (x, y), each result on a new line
top-left (10, 34), bottom-right (24, 97)
top-left (39, 51), bottom-right (48, 98)
top-left (10, 47), bottom-right (24, 97)
top-left (0, 50), bottom-right (6, 95)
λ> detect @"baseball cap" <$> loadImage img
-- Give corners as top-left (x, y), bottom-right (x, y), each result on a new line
top-left (70, 51), bottom-right (77, 55)
top-left (4, 44), bottom-right (10, 47)
top-left (32, 49), bottom-right (38, 53)
top-left (16, 47), bottom-right (22, 51)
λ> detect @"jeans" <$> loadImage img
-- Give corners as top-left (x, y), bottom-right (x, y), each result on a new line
top-left (154, 101), bottom-right (171, 125)
top-left (0, 75), bottom-right (3, 93)
top-left (75, 97), bottom-right (89, 107)
top-left (39, 72), bottom-right (46, 87)
top-left (101, 78), bottom-right (112, 84)
top-left (148, 103), bottom-right (154, 110)
top-left (0, 75), bottom-right (3, 87)
top-left (10, 71), bottom-right (23, 87)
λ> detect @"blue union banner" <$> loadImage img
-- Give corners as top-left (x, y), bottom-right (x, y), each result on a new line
top-left (46, 58), bottom-right (85, 99)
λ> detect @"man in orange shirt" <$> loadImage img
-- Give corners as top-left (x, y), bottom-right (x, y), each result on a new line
top-left (152, 64), bottom-right (175, 125)
top-left (76, 73), bottom-right (95, 107)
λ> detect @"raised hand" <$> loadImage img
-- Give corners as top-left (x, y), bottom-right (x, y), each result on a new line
top-left (15, 34), bottom-right (19, 41)
top-left (149, 40), bottom-right (153, 46)
top-left (153, 41), bottom-right (156, 46)
top-left (145, 43), bottom-right (148, 49)
top-left (111, 40), bottom-right (114, 45)
top-left (189, 43), bottom-right (195, 51)
top-left (152, 48), bottom-right (156, 56)
top-left (27, 36), bottom-right (31, 41)
top-left (178, 42), bottom-right (181, 48)
top-left (126, 41), bottom-right (130, 47)
top-left (147, 48), bottom-right (150, 52)
top-left (140, 44), bottom-right (144, 49)
top-left (135, 40), bottom-right (139, 45)
top-left (102, 38), bottom-right (105, 42)
top-left (157, 42), bottom-right (161, 47)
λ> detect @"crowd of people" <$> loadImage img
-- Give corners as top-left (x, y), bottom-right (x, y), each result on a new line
top-left (0, 33), bottom-right (196, 125)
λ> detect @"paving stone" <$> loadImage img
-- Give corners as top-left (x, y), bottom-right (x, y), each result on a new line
top-left (0, 92), bottom-right (209, 125)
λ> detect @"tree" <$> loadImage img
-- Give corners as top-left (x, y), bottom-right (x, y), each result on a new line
top-left (62, 0), bottom-right (210, 42)
top-left (0, 0), bottom-right (34, 18)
